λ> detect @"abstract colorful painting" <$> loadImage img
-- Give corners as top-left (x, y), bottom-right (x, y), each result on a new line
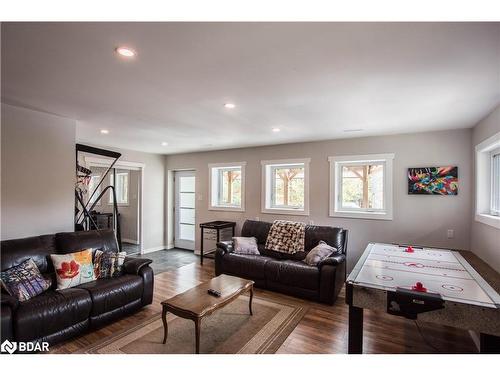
top-left (408, 166), bottom-right (458, 195)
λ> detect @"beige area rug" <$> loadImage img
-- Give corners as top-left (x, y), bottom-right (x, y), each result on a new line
top-left (80, 295), bottom-right (307, 354)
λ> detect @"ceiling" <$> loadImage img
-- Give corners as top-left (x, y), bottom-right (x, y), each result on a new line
top-left (2, 22), bottom-right (499, 154)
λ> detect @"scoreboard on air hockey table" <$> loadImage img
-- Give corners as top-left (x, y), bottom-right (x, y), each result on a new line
top-left (345, 243), bottom-right (500, 353)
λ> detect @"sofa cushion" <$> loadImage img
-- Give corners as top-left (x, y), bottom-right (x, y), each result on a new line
top-left (258, 244), bottom-right (306, 261)
top-left (265, 259), bottom-right (319, 290)
top-left (14, 288), bottom-right (92, 342)
top-left (221, 253), bottom-right (272, 281)
top-left (1, 258), bottom-right (52, 301)
top-left (0, 234), bottom-right (56, 273)
top-left (55, 229), bottom-right (119, 255)
top-left (78, 274), bottom-right (143, 316)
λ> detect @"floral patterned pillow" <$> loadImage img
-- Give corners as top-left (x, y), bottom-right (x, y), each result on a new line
top-left (50, 248), bottom-right (96, 290)
top-left (0, 258), bottom-right (52, 302)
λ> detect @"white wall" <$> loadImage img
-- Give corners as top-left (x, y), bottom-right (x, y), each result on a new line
top-left (471, 105), bottom-right (500, 272)
top-left (82, 145), bottom-right (166, 252)
top-left (166, 129), bottom-right (473, 271)
top-left (1, 103), bottom-right (76, 239)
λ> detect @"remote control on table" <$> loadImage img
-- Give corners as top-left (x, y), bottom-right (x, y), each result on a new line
top-left (207, 289), bottom-right (221, 297)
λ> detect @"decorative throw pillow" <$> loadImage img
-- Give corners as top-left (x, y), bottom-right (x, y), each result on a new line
top-left (50, 249), bottom-right (96, 290)
top-left (94, 250), bottom-right (127, 279)
top-left (0, 258), bottom-right (52, 302)
top-left (303, 241), bottom-right (337, 266)
top-left (233, 237), bottom-right (260, 255)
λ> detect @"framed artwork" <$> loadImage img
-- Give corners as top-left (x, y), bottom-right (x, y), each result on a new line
top-left (408, 166), bottom-right (458, 195)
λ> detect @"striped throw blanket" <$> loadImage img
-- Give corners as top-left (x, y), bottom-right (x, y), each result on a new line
top-left (265, 220), bottom-right (306, 254)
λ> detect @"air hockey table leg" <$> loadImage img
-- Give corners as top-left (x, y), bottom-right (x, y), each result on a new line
top-left (348, 305), bottom-right (363, 354)
top-left (479, 333), bottom-right (500, 353)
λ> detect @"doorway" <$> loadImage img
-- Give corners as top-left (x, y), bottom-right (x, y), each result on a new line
top-left (174, 170), bottom-right (196, 250)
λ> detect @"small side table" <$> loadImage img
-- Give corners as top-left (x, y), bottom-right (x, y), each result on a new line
top-left (199, 221), bottom-right (236, 265)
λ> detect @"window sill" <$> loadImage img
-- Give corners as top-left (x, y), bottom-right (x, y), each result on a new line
top-left (330, 210), bottom-right (393, 221)
top-left (208, 206), bottom-right (245, 212)
top-left (475, 213), bottom-right (500, 229)
top-left (262, 208), bottom-right (309, 216)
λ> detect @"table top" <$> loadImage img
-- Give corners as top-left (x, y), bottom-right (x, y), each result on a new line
top-left (199, 220), bottom-right (236, 229)
top-left (161, 274), bottom-right (254, 317)
top-left (348, 243), bottom-right (500, 308)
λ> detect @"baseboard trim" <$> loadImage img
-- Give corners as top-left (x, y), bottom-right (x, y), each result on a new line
top-left (142, 245), bottom-right (167, 254)
top-left (122, 238), bottom-right (139, 245)
top-left (167, 243), bottom-right (175, 250)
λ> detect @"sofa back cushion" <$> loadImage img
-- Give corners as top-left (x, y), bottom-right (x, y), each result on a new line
top-left (304, 225), bottom-right (347, 253)
top-left (0, 234), bottom-right (56, 273)
top-left (241, 220), bottom-right (347, 258)
top-left (55, 229), bottom-right (119, 255)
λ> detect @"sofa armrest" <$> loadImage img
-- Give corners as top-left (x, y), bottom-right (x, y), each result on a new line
top-left (318, 253), bottom-right (346, 268)
top-left (1, 292), bottom-right (18, 311)
top-left (123, 257), bottom-right (153, 275)
top-left (216, 241), bottom-right (234, 254)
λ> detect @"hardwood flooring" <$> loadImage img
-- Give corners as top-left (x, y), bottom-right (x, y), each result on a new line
top-left (49, 258), bottom-right (477, 354)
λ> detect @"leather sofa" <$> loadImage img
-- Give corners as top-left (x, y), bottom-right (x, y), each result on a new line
top-left (215, 220), bottom-right (348, 305)
top-left (0, 230), bottom-right (153, 345)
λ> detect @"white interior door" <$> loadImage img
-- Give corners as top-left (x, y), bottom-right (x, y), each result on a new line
top-left (174, 171), bottom-right (196, 250)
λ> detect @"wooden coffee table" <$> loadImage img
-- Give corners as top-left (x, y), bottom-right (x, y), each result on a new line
top-left (161, 274), bottom-right (254, 353)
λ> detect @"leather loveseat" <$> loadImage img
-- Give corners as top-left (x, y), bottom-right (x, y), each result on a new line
top-left (0, 230), bottom-right (153, 345)
top-left (215, 220), bottom-right (348, 305)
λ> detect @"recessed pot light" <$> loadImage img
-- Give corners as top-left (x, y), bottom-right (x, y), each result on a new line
top-left (161, 142), bottom-right (168, 146)
top-left (224, 103), bottom-right (236, 109)
top-left (100, 129), bottom-right (109, 134)
top-left (115, 46), bottom-right (136, 58)
top-left (272, 127), bottom-right (281, 133)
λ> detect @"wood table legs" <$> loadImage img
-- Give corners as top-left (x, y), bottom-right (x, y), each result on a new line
top-left (162, 305), bottom-right (168, 344)
top-left (249, 286), bottom-right (254, 315)
top-left (194, 318), bottom-right (201, 354)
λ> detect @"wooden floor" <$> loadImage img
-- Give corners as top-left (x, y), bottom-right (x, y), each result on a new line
top-left (49, 258), bottom-right (478, 354)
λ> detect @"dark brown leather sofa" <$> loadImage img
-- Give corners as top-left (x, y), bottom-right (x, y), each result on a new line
top-left (0, 230), bottom-right (153, 345)
top-left (215, 220), bottom-right (348, 305)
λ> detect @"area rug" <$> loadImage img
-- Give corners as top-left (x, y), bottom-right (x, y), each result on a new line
top-left (79, 295), bottom-right (307, 354)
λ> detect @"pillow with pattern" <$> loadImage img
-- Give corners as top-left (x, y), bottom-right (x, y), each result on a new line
top-left (94, 250), bottom-right (127, 279)
top-left (0, 258), bottom-right (52, 302)
top-left (50, 248), bottom-right (96, 290)
top-left (303, 240), bottom-right (337, 266)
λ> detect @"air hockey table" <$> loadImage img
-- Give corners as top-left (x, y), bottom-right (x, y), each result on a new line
top-left (346, 242), bottom-right (500, 353)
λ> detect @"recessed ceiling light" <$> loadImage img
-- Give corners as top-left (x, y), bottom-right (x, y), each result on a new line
top-left (115, 46), bottom-right (136, 58)
top-left (272, 128), bottom-right (281, 133)
top-left (224, 103), bottom-right (236, 109)
top-left (100, 129), bottom-right (109, 134)
top-left (161, 142), bottom-right (168, 146)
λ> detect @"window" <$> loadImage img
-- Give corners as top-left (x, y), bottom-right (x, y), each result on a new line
top-left (262, 158), bottom-right (310, 215)
top-left (88, 175), bottom-right (101, 206)
top-left (109, 171), bottom-right (129, 205)
top-left (329, 154), bottom-right (394, 220)
top-left (492, 152), bottom-right (500, 216)
top-left (475, 132), bottom-right (500, 228)
top-left (209, 162), bottom-right (245, 211)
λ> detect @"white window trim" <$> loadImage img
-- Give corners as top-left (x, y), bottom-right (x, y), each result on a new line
top-left (208, 162), bottom-right (246, 212)
top-left (261, 158), bottom-right (310, 216)
top-left (108, 171), bottom-right (130, 206)
top-left (475, 132), bottom-right (500, 229)
top-left (329, 153), bottom-right (394, 220)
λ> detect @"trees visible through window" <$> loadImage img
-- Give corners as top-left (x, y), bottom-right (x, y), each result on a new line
top-left (262, 159), bottom-right (310, 214)
top-left (219, 168), bottom-right (241, 207)
top-left (340, 164), bottom-right (384, 210)
top-left (209, 163), bottom-right (245, 211)
top-left (491, 152), bottom-right (500, 216)
top-left (271, 165), bottom-right (304, 208)
top-left (329, 154), bottom-right (394, 220)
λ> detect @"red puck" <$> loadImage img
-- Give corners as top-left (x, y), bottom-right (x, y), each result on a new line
top-left (405, 246), bottom-right (414, 253)
top-left (412, 282), bottom-right (427, 292)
